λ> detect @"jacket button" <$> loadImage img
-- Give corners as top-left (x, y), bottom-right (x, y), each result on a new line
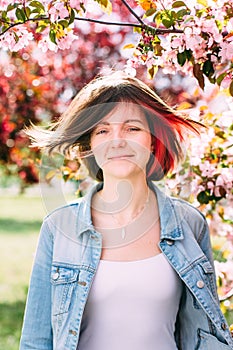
top-left (69, 329), bottom-right (77, 336)
top-left (91, 235), bottom-right (99, 241)
top-left (221, 323), bottom-right (228, 330)
top-left (166, 240), bottom-right (174, 246)
top-left (52, 272), bottom-right (59, 280)
top-left (196, 280), bottom-right (205, 288)
top-left (78, 281), bottom-right (87, 286)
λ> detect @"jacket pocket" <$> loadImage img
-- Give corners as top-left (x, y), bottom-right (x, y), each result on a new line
top-left (50, 265), bottom-right (79, 316)
top-left (196, 329), bottom-right (231, 350)
top-left (192, 259), bottom-right (215, 310)
top-left (200, 259), bottom-right (218, 298)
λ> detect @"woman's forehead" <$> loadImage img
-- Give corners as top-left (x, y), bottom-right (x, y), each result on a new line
top-left (101, 102), bottom-right (148, 124)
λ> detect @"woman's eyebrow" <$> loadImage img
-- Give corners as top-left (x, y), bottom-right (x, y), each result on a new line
top-left (95, 121), bottom-right (109, 126)
top-left (124, 119), bottom-right (144, 125)
top-left (96, 119), bottom-right (144, 126)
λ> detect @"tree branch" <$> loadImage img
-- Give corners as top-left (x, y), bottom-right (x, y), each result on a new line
top-left (0, 15), bottom-right (183, 37)
top-left (120, 0), bottom-right (145, 26)
top-left (74, 16), bottom-right (142, 28)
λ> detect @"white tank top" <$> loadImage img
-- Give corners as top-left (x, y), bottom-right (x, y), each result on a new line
top-left (77, 253), bottom-right (182, 350)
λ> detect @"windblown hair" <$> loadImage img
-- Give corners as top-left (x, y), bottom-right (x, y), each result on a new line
top-left (26, 71), bottom-right (201, 181)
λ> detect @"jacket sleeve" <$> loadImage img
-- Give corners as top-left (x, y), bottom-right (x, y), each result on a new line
top-left (19, 219), bottom-right (53, 350)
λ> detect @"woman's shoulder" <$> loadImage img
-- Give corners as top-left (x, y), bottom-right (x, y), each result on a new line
top-left (45, 198), bottom-right (82, 218)
top-left (151, 183), bottom-right (208, 242)
top-left (42, 198), bottom-right (83, 232)
top-left (152, 182), bottom-right (206, 223)
top-left (171, 195), bottom-right (205, 219)
top-left (169, 196), bottom-right (209, 241)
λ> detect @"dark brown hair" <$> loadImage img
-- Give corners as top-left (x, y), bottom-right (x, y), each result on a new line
top-left (26, 71), bottom-right (200, 181)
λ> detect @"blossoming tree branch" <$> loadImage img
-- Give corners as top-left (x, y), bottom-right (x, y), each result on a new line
top-left (0, 0), bottom-right (233, 93)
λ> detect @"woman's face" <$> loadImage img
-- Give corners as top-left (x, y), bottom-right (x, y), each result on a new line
top-left (90, 102), bottom-right (152, 180)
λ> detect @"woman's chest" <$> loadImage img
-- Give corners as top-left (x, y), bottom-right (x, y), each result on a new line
top-left (100, 221), bottom-right (161, 261)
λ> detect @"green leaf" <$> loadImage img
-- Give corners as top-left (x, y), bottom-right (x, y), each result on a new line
top-left (94, 0), bottom-right (112, 14)
top-left (36, 24), bottom-right (47, 33)
top-left (153, 12), bottom-right (162, 26)
top-left (193, 63), bottom-right (205, 90)
top-left (176, 9), bottom-right (189, 20)
top-left (172, 1), bottom-right (186, 8)
top-left (162, 18), bottom-right (173, 28)
top-left (69, 8), bottom-right (75, 25)
top-left (49, 29), bottom-right (57, 44)
top-left (25, 6), bottom-right (31, 18)
top-left (13, 31), bottom-right (19, 43)
top-left (1, 10), bottom-right (8, 20)
top-left (203, 60), bottom-right (214, 77)
top-left (29, 1), bottom-right (45, 11)
top-left (133, 26), bottom-right (142, 34)
top-left (197, 190), bottom-right (210, 204)
top-left (185, 49), bottom-right (192, 61)
top-left (1, 25), bottom-right (9, 33)
top-left (177, 52), bottom-right (187, 66)
top-left (216, 72), bottom-right (227, 86)
top-left (229, 80), bottom-right (233, 97)
top-left (153, 35), bottom-right (161, 44)
top-left (58, 20), bottom-right (69, 28)
top-left (197, 0), bottom-right (208, 6)
top-left (16, 8), bottom-right (26, 22)
top-left (144, 8), bottom-right (157, 17)
top-left (30, 8), bottom-right (42, 15)
top-left (7, 4), bottom-right (18, 11)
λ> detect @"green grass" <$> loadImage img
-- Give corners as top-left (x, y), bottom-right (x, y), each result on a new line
top-left (0, 195), bottom-right (45, 350)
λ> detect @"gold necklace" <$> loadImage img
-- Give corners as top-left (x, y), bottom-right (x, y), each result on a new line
top-left (108, 191), bottom-right (150, 240)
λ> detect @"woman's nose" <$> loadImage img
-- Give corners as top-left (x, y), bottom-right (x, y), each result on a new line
top-left (110, 126), bottom-right (126, 147)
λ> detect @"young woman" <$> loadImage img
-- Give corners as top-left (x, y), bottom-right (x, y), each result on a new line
top-left (20, 71), bottom-right (233, 350)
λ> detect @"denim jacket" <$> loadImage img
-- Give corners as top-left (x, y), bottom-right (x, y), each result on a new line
top-left (20, 182), bottom-right (233, 350)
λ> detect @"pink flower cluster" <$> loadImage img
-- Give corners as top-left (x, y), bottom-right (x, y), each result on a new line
top-left (127, 0), bottom-right (233, 89)
top-left (0, 28), bottom-right (33, 51)
top-left (48, 1), bottom-right (69, 22)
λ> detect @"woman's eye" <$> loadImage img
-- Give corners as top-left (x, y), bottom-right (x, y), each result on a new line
top-left (127, 126), bottom-right (141, 132)
top-left (95, 129), bottom-right (108, 135)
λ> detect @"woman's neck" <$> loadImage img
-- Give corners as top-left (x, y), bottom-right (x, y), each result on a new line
top-left (95, 176), bottom-right (151, 223)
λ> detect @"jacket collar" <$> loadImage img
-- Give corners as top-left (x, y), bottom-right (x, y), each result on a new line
top-left (77, 181), bottom-right (184, 241)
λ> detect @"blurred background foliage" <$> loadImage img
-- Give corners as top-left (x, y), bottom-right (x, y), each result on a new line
top-left (0, 1), bottom-right (233, 348)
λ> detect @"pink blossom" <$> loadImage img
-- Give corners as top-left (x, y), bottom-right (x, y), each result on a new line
top-left (57, 30), bottom-right (78, 50)
top-left (70, 0), bottom-right (83, 8)
top-left (207, 181), bottom-right (215, 193)
top-left (0, 29), bottom-right (33, 51)
top-left (226, 17), bottom-right (233, 32)
top-left (170, 36), bottom-right (184, 51)
top-left (123, 64), bottom-right (137, 77)
top-left (0, 0), bottom-right (11, 10)
top-left (219, 40), bottom-right (233, 62)
top-left (201, 19), bottom-right (222, 43)
top-left (199, 161), bottom-right (217, 177)
top-left (38, 36), bottom-right (58, 52)
top-left (221, 75), bottom-right (232, 89)
top-left (215, 261), bottom-right (233, 282)
top-left (0, 32), bottom-right (15, 50)
top-left (215, 168), bottom-right (233, 190)
top-left (49, 2), bottom-right (69, 22)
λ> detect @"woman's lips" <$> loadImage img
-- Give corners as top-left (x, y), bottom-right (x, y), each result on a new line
top-left (107, 155), bottom-right (135, 160)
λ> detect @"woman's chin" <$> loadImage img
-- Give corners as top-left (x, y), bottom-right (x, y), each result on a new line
top-left (102, 163), bottom-right (146, 180)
